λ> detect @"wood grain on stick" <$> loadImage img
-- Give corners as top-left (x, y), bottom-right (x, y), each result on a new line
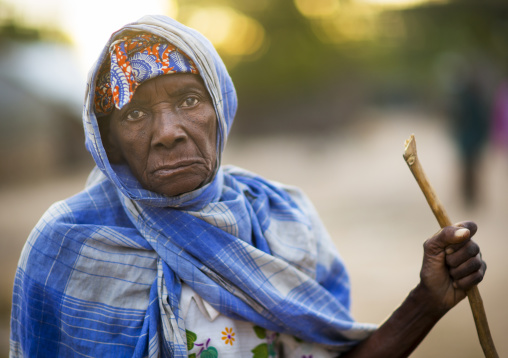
top-left (403, 134), bottom-right (498, 358)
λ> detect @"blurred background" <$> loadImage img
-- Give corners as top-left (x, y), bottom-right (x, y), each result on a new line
top-left (1, 0), bottom-right (508, 356)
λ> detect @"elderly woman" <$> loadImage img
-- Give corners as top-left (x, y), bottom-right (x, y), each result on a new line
top-left (10, 15), bottom-right (485, 358)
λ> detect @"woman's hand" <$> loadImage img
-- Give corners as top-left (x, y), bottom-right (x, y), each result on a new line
top-left (419, 221), bottom-right (486, 314)
top-left (342, 221), bottom-right (487, 358)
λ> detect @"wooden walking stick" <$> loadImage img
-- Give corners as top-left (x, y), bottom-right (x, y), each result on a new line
top-left (403, 134), bottom-right (498, 358)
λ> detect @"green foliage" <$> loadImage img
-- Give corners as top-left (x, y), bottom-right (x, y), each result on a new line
top-left (186, 329), bottom-right (197, 350)
top-left (253, 325), bottom-right (267, 339)
top-left (293, 335), bottom-right (304, 343)
top-left (200, 346), bottom-right (218, 358)
top-left (251, 343), bottom-right (269, 358)
top-left (176, 0), bottom-right (508, 101)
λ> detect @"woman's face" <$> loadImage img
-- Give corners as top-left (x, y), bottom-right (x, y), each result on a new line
top-left (105, 73), bottom-right (218, 196)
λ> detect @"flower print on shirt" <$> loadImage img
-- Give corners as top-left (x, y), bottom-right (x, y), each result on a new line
top-left (186, 330), bottom-right (218, 358)
top-left (251, 325), bottom-right (278, 358)
top-left (195, 338), bottom-right (218, 358)
top-left (221, 327), bottom-right (235, 346)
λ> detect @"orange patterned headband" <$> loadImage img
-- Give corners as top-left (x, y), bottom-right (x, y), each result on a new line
top-left (94, 32), bottom-right (199, 115)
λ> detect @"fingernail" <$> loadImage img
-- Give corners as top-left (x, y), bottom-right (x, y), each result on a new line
top-left (455, 228), bottom-right (469, 238)
top-left (446, 247), bottom-right (454, 254)
top-left (453, 282), bottom-right (458, 289)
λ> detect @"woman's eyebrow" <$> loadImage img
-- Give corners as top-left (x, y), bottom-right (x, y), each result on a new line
top-left (125, 82), bottom-right (207, 107)
top-left (165, 85), bottom-right (206, 97)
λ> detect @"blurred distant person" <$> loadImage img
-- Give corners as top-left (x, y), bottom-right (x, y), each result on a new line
top-left (491, 80), bottom-right (508, 152)
top-left (450, 64), bottom-right (490, 208)
top-left (10, 15), bottom-right (486, 357)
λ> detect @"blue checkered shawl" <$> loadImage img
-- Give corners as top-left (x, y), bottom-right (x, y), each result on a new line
top-left (10, 15), bottom-right (375, 358)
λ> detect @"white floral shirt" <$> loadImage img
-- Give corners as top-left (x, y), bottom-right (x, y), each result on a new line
top-left (182, 283), bottom-right (337, 358)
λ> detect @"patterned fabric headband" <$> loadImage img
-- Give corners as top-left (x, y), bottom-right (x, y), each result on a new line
top-left (94, 32), bottom-right (199, 115)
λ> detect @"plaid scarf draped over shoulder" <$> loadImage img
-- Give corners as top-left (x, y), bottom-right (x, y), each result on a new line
top-left (10, 15), bottom-right (376, 358)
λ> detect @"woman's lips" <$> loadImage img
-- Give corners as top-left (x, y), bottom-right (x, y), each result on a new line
top-left (152, 160), bottom-right (204, 176)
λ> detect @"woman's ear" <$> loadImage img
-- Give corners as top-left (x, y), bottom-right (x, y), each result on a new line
top-left (98, 115), bottom-right (124, 163)
top-left (104, 134), bottom-right (124, 163)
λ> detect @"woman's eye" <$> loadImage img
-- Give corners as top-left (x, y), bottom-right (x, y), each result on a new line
top-left (181, 97), bottom-right (199, 108)
top-left (126, 110), bottom-right (146, 121)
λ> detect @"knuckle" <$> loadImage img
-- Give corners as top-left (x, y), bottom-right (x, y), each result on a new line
top-left (446, 255), bottom-right (459, 268)
top-left (442, 226), bottom-right (455, 237)
top-left (448, 267), bottom-right (459, 279)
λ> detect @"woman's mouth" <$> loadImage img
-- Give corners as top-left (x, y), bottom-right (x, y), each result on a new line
top-left (152, 159), bottom-right (204, 177)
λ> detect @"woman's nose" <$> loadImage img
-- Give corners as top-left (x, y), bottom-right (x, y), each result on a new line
top-left (151, 111), bottom-right (187, 149)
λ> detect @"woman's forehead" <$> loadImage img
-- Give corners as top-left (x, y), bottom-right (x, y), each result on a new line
top-left (127, 74), bottom-right (210, 104)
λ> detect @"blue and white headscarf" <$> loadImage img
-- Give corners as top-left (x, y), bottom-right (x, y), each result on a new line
top-left (10, 15), bottom-right (376, 357)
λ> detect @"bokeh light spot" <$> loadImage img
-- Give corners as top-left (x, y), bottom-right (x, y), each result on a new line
top-left (185, 6), bottom-right (265, 58)
top-left (294, 0), bottom-right (339, 18)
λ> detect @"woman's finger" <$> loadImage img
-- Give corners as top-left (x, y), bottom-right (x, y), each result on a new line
top-left (445, 240), bottom-right (480, 267)
top-left (449, 254), bottom-right (484, 281)
top-left (454, 221), bottom-right (478, 237)
top-left (424, 226), bottom-right (470, 256)
top-left (451, 258), bottom-right (486, 290)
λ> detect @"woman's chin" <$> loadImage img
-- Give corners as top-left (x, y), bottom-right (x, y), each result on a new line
top-left (147, 175), bottom-right (208, 197)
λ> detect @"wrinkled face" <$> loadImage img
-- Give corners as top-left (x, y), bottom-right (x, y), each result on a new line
top-left (104, 74), bottom-right (218, 196)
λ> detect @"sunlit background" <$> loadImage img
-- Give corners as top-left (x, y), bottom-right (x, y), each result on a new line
top-left (1, 0), bottom-right (508, 357)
